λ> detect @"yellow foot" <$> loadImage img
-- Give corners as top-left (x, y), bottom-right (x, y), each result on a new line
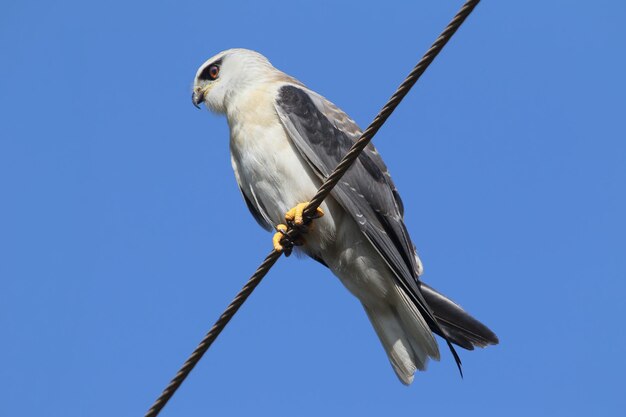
top-left (273, 224), bottom-right (289, 253)
top-left (273, 203), bottom-right (323, 256)
top-left (272, 224), bottom-right (304, 256)
top-left (284, 202), bottom-right (324, 227)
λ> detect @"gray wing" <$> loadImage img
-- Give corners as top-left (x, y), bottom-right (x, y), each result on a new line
top-left (240, 186), bottom-right (273, 231)
top-left (274, 85), bottom-right (462, 371)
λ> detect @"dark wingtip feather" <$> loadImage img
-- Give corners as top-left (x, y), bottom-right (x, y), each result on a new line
top-left (447, 338), bottom-right (464, 378)
top-left (419, 281), bottom-right (499, 350)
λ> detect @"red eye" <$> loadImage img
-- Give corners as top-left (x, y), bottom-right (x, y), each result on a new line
top-left (208, 64), bottom-right (220, 80)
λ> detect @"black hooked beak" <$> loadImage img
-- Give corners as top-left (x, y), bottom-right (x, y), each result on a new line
top-left (191, 90), bottom-right (204, 109)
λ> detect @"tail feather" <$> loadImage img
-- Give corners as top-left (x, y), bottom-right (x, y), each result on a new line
top-left (418, 282), bottom-right (499, 350)
top-left (363, 285), bottom-right (441, 385)
top-left (365, 306), bottom-right (418, 384)
top-left (394, 285), bottom-right (440, 361)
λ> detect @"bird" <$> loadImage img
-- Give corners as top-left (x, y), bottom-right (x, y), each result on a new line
top-left (191, 48), bottom-right (498, 384)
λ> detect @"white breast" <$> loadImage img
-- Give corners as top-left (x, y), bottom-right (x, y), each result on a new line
top-left (227, 83), bottom-right (342, 254)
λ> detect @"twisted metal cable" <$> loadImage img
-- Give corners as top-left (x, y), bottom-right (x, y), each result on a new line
top-left (144, 251), bottom-right (281, 417)
top-left (304, 0), bottom-right (480, 218)
top-left (145, 1), bottom-right (480, 416)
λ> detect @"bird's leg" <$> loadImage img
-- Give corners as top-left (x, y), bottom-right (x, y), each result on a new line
top-left (272, 202), bottom-right (324, 255)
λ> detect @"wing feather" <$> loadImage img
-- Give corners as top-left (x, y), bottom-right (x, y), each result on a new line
top-left (231, 155), bottom-right (273, 231)
top-left (274, 85), bottom-right (462, 372)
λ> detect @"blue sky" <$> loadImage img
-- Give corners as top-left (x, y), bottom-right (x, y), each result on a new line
top-left (1, 1), bottom-right (625, 416)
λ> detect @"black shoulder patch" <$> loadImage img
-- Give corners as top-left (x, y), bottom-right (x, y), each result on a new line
top-left (278, 85), bottom-right (374, 167)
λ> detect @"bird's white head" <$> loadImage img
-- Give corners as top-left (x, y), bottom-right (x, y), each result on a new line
top-left (191, 48), bottom-right (279, 114)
